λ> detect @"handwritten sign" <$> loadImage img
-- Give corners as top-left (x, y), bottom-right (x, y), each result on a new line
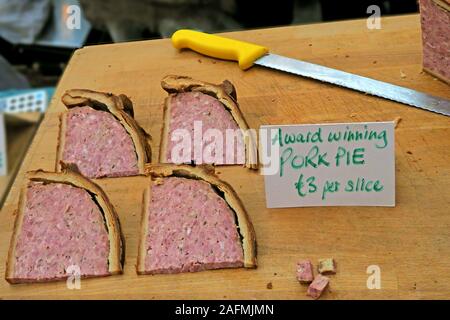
top-left (260, 122), bottom-right (395, 207)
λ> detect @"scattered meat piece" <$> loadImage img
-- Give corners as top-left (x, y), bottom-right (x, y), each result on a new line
top-left (266, 282), bottom-right (273, 289)
top-left (318, 258), bottom-right (336, 275)
top-left (296, 260), bottom-right (314, 284)
top-left (307, 275), bottom-right (330, 300)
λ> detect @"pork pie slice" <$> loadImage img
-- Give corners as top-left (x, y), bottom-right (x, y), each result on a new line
top-left (57, 89), bottom-right (151, 179)
top-left (5, 169), bottom-right (124, 284)
top-left (137, 164), bottom-right (257, 274)
top-left (160, 75), bottom-right (258, 169)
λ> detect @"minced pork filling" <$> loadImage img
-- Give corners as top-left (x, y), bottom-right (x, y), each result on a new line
top-left (63, 106), bottom-right (139, 178)
top-left (13, 182), bottom-right (110, 280)
top-left (166, 92), bottom-right (245, 165)
top-left (145, 177), bottom-right (244, 273)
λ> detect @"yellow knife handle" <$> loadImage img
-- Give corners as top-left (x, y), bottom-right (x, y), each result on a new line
top-left (172, 29), bottom-right (268, 70)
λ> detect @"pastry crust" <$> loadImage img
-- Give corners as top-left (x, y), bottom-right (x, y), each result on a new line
top-left (137, 164), bottom-right (257, 274)
top-left (159, 75), bottom-right (258, 169)
top-left (434, 0), bottom-right (450, 12)
top-left (5, 166), bottom-right (124, 284)
top-left (56, 89), bottom-right (151, 176)
top-left (136, 184), bottom-right (151, 274)
top-left (423, 67), bottom-right (450, 85)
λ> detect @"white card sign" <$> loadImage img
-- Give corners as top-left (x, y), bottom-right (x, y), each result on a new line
top-left (260, 122), bottom-right (395, 208)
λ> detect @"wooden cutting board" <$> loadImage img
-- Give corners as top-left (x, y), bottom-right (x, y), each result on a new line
top-left (0, 14), bottom-right (449, 299)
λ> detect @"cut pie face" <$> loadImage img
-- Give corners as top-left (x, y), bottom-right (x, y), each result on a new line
top-left (160, 75), bottom-right (258, 169)
top-left (5, 169), bottom-right (124, 284)
top-left (137, 164), bottom-right (257, 275)
top-left (57, 89), bottom-right (151, 179)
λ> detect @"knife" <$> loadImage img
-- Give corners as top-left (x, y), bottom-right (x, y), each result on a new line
top-left (171, 29), bottom-right (450, 117)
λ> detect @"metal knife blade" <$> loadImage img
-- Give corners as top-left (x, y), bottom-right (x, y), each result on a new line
top-left (255, 53), bottom-right (450, 117)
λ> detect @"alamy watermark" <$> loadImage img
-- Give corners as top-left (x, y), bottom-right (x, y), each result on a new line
top-left (65, 5), bottom-right (82, 30)
top-left (66, 264), bottom-right (81, 290)
top-left (366, 265), bottom-right (381, 289)
top-left (367, 5), bottom-right (382, 30)
top-left (168, 122), bottom-right (279, 175)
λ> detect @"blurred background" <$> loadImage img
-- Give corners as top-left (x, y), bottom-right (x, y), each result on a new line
top-left (0, 0), bottom-right (419, 89)
top-left (0, 0), bottom-right (420, 205)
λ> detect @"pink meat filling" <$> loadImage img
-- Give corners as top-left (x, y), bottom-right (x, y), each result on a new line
top-left (420, 0), bottom-right (450, 81)
top-left (307, 275), bottom-right (330, 300)
top-left (13, 182), bottom-right (110, 280)
top-left (63, 106), bottom-right (139, 178)
top-left (144, 177), bottom-right (244, 274)
top-left (166, 92), bottom-right (245, 165)
top-left (297, 260), bottom-right (314, 283)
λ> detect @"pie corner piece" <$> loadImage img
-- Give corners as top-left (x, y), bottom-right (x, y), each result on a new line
top-left (137, 164), bottom-right (257, 275)
top-left (5, 168), bottom-right (124, 284)
top-left (56, 89), bottom-right (152, 178)
top-left (159, 75), bottom-right (258, 170)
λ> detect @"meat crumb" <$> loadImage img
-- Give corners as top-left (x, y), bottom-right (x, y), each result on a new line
top-left (307, 275), bottom-right (330, 300)
top-left (266, 282), bottom-right (273, 290)
top-left (296, 260), bottom-right (314, 284)
top-left (318, 258), bottom-right (336, 275)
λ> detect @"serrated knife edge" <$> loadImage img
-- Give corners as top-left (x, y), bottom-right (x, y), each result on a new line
top-left (255, 54), bottom-right (450, 117)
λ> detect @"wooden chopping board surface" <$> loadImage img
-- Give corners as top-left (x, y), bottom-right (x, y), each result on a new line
top-left (0, 14), bottom-right (449, 299)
